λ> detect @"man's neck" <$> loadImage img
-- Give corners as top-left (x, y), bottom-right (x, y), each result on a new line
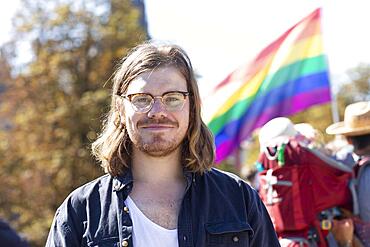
top-left (131, 147), bottom-right (184, 184)
top-left (129, 147), bottom-right (186, 230)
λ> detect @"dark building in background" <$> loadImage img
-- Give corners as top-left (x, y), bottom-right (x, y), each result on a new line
top-left (131, 0), bottom-right (150, 39)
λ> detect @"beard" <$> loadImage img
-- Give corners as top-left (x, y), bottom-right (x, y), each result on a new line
top-left (126, 116), bottom-right (188, 157)
top-left (135, 133), bottom-right (183, 157)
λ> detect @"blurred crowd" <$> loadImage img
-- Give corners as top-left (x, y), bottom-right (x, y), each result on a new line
top-left (243, 101), bottom-right (370, 247)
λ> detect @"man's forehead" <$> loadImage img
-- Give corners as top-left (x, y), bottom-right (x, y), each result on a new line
top-left (126, 67), bottom-right (187, 94)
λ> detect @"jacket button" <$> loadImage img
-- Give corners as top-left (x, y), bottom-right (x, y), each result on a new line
top-left (122, 240), bottom-right (129, 246)
top-left (123, 206), bottom-right (129, 213)
top-left (232, 236), bottom-right (239, 242)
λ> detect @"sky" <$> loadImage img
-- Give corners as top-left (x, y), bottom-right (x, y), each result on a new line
top-left (145, 0), bottom-right (370, 96)
top-left (1, 0), bottom-right (370, 97)
top-left (0, 0), bottom-right (20, 45)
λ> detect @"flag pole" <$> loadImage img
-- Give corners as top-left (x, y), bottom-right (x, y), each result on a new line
top-left (330, 88), bottom-right (340, 123)
top-left (321, 6), bottom-right (339, 123)
top-left (234, 146), bottom-right (241, 173)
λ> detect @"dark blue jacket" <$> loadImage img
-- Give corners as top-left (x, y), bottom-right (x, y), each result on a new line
top-left (46, 168), bottom-right (280, 246)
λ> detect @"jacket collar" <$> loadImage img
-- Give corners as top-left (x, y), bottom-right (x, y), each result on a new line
top-left (113, 169), bottom-right (133, 192)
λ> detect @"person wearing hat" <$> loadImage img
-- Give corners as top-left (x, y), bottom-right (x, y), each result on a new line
top-left (326, 101), bottom-right (370, 223)
top-left (258, 117), bottom-right (358, 246)
top-left (258, 117), bottom-right (337, 161)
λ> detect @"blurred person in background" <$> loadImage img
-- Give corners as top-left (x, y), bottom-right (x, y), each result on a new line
top-left (325, 135), bottom-right (356, 168)
top-left (0, 219), bottom-right (29, 247)
top-left (258, 117), bottom-right (334, 161)
top-left (258, 117), bottom-right (354, 171)
top-left (326, 101), bottom-right (370, 223)
top-left (46, 42), bottom-right (279, 247)
top-left (294, 122), bottom-right (327, 151)
top-left (258, 117), bottom-right (359, 247)
top-left (258, 117), bottom-right (326, 152)
top-left (241, 166), bottom-right (260, 190)
top-left (327, 101), bottom-right (370, 246)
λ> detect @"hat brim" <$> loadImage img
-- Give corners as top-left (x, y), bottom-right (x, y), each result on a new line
top-left (326, 121), bottom-right (370, 136)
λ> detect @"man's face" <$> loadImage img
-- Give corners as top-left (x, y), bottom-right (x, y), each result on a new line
top-left (120, 66), bottom-right (190, 157)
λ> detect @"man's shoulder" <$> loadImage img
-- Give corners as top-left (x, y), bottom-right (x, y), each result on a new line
top-left (72, 173), bottom-right (111, 193)
top-left (62, 174), bottom-right (112, 208)
top-left (356, 156), bottom-right (370, 179)
top-left (203, 167), bottom-right (245, 183)
top-left (200, 167), bottom-right (253, 192)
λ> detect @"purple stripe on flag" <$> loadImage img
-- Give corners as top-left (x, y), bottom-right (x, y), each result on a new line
top-left (215, 87), bottom-right (331, 162)
top-left (215, 139), bottom-right (235, 163)
top-left (239, 87), bottom-right (331, 140)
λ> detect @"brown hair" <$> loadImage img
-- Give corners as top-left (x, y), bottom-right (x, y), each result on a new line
top-left (91, 41), bottom-right (215, 176)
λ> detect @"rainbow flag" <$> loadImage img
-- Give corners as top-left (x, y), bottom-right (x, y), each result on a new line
top-left (205, 8), bottom-right (331, 162)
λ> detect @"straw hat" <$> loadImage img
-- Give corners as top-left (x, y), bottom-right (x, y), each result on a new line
top-left (326, 101), bottom-right (370, 136)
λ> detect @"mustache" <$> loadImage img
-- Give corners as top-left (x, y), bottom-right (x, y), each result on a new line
top-left (137, 118), bottom-right (179, 127)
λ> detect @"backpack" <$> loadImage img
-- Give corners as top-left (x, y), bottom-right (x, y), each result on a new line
top-left (257, 139), bottom-right (354, 247)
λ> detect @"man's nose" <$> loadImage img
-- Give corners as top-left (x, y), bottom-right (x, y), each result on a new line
top-left (147, 98), bottom-right (167, 118)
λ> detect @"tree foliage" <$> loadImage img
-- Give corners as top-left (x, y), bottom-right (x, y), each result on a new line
top-left (0, 0), bottom-right (146, 246)
top-left (336, 63), bottom-right (370, 116)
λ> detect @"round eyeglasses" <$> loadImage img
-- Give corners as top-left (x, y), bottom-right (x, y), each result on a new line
top-left (119, 91), bottom-right (189, 113)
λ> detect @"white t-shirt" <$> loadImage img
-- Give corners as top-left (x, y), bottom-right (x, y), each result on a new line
top-left (125, 196), bottom-right (179, 247)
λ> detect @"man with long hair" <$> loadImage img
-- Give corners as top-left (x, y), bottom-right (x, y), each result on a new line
top-left (46, 42), bottom-right (279, 246)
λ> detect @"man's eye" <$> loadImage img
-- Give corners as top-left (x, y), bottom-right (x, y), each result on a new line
top-left (166, 97), bottom-right (181, 102)
top-left (137, 97), bottom-right (150, 102)
top-left (133, 96), bottom-right (151, 105)
top-left (164, 95), bottom-right (183, 107)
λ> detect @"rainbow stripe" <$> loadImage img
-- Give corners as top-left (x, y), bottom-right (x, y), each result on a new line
top-left (205, 8), bottom-right (331, 162)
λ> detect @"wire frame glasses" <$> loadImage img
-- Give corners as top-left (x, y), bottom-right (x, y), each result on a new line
top-left (120, 91), bottom-right (189, 113)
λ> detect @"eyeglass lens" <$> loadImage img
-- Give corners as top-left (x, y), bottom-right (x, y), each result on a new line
top-left (130, 92), bottom-right (187, 112)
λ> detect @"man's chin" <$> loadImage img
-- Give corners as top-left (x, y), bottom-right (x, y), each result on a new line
top-left (138, 143), bottom-right (180, 157)
top-left (142, 150), bottom-right (174, 157)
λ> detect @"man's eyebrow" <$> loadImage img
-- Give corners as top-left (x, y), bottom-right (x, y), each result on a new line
top-left (126, 90), bottom-right (188, 95)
